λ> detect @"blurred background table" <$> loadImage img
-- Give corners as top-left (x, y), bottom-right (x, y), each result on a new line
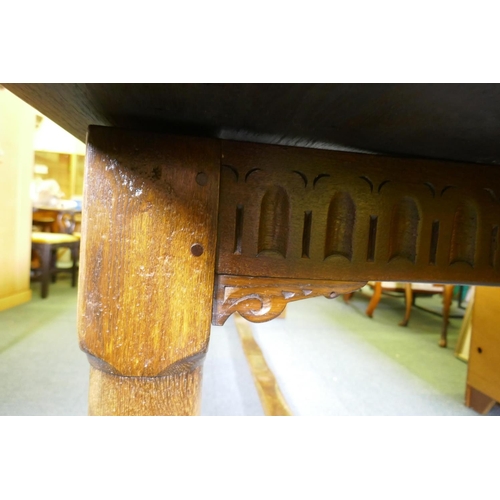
top-left (32, 200), bottom-right (81, 234)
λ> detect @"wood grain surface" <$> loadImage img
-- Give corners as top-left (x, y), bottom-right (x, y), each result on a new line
top-left (78, 126), bottom-right (220, 415)
top-left (89, 366), bottom-right (203, 416)
top-left (213, 275), bottom-right (365, 326)
top-left (49, 121), bottom-right (500, 415)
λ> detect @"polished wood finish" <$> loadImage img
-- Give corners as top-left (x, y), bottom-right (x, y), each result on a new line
top-left (7, 84), bottom-right (500, 415)
top-left (213, 275), bottom-right (365, 326)
top-left (78, 126), bottom-right (220, 415)
top-left (217, 140), bottom-right (500, 285)
top-left (78, 128), bottom-right (500, 414)
top-left (466, 286), bottom-right (500, 412)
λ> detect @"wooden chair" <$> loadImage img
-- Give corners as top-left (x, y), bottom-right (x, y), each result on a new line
top-left (345, 282), bottom-right (455, 347)
top-left (401, 283), bottom-right (455, 348)
top-left (32, 211), bottom-right (56, 232)
top-left (343, 282), bottom-right (406, 318)
top-left (32, 208), bottom-right (80, 234)
top-left (31, 232), bottom-right (80, 298)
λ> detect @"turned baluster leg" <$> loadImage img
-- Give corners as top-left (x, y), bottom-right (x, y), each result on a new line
top-left (78, 127), bottom-right (220, 416)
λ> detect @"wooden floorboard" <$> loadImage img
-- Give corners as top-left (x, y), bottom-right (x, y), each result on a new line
top-left (234, 313), bottom-right (292, 416)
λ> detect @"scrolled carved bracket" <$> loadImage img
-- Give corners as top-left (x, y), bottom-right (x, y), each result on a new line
top-left (212, 274), bottom-right (366, 326)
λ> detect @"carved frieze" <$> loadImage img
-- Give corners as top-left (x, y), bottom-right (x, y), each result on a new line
top-left (216, 141), bottom-right (500, 285)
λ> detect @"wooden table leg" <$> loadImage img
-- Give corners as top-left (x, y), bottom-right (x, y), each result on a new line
top-left (78, 127), bottom-right (220, 416)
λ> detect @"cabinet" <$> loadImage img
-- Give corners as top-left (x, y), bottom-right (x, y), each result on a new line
top-left (466, 286), bottom-right (500, 414)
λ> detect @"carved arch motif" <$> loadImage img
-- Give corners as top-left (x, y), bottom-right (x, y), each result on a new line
top-left (388, 197), bottom-right (420, 263)
top-left (324, 192), bottom-right (356, 261)
top-left (257, 185), bottom-right (290, 258)
top-left (449, 200), bottom-right (478, 267)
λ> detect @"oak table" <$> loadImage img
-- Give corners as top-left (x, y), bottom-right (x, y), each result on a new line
top-left (5, 84), bottom-right (500, 415)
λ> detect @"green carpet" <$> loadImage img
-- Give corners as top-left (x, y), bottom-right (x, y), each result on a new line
top-left (251, 288), bottom-right (500, 415)
top-left (0, 280), bottom-right (88, 415)
top-left (0, 280), bottom-right (497, 415)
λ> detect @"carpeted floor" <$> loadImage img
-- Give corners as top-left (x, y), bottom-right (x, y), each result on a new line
top-left (0, 279), bottom-right (497, 415)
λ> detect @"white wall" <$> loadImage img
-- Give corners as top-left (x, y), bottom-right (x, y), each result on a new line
top-left (0, 88), bottom-right (36, 310)
top-left (34, 115), bottom-right (85, 155)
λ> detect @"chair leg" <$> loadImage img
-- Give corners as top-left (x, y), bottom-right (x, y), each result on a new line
top-left (440, 285), bottom-right (454, 347)
top-left (399, 283), bottom-right (413, 327)
top-left (39, 244), bottom-right (52, 299)
top-left (70, 244), bottom-right (78, 287)
top-left (366, 282), bottom-right (382, 318)
top-left (343, 292), bottom-right (354, 303)
top-left (51, 248), bottom-right (57, 283)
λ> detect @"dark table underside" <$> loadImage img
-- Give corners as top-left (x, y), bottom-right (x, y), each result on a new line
top-left (4, 83), bottom-right (500, 167)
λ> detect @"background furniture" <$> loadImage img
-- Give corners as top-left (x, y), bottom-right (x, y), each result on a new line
top-left (32, 211), bottom-right (56, 232)
top-left (401, 283), bottom-right (455, 347)
top-left (455, 287), bottom-right (475, 362)
top-left (364, 282), bottom-right (406, 319)
top-left (32, 206), bottom-right (80, 234)
top-left (31, 232), bottom-right (80, 298)
top-left (466, 286), bottom-right (500, 414)
top-left (345, 282), bottom-right (456, 347)
top-left (31, 204), bottom-right (82, 298)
